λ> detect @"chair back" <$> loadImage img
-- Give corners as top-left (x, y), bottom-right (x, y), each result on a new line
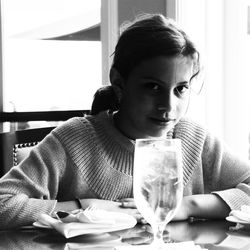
top-left (0, 127), bottom-right (55, 177)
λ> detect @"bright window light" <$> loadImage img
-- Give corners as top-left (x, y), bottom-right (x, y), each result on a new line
top-left (2, 0), bottom-right (102, 111)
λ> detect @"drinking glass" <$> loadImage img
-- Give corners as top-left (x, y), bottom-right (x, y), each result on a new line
top-left (133, 138), bottom-right (183, 248)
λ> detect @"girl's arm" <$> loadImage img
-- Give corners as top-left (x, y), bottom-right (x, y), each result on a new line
top-left (174, 194), bottom-right (230, 221)
top-left (0, 134), bottom-right (66, 229)
top-left (117, 194), bottom-right (231, 222)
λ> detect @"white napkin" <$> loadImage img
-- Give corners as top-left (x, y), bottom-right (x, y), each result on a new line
top-left (36, 209), bottom-right (137, 238)
top-left (77, 208), bottom-right (116, 224)
top-left (56, 208), bottom-right (116, 224)
top-left (229, 205), bottom-right (250, 223)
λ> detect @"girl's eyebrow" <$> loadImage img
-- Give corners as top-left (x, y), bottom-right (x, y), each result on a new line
top-left (176, 81), bottom-right (190, 85)
top-left (141, 76), bottom-right (165, 85)
top-left (141, 76), bottom-right (189, 86)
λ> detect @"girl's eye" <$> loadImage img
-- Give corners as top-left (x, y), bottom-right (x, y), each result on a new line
top-left (145, 82), bottom-right (160, 91)
top-left (176, 85), bottom-right (190, 96)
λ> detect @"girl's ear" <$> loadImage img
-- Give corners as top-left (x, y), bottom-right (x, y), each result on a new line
top-left (109, 67), bottom-right (125, 102)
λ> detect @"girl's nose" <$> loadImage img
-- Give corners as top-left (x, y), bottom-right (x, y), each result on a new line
top-left (157, 92), bottom-right (175, 113)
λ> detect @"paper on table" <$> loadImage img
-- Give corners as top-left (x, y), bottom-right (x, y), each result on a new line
top-left (229, 205), bottom-right (250, 223)
top-left (56, 208), bottom-right (116, 224)
top-left (77, 208), bottom-right (116, 224)
top-left (36, 210), bottom-right (137, 238)
top-left (226, 205), bottom-right (250, 231)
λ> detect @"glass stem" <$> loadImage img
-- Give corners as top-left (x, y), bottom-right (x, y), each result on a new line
top-left (153, 223), bottom-right (165, 244)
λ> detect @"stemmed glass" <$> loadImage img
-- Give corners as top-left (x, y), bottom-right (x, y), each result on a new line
top-left (133, 138), bottom-right (183, 248)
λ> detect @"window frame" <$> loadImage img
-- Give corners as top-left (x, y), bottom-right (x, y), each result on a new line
top-left (0, 0), bottom-right (117, 130)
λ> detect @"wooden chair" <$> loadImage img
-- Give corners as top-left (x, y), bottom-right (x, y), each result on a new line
top-left (0, 127), bottom-right (55, 177)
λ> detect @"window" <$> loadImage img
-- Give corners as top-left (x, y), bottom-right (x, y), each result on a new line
top-left (1, 0), bottom-right (102, 112)
top-left (173, 0), bottom-right (250, 159)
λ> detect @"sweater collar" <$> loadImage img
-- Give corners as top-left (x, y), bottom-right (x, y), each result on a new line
top-left (95, 113), bottom-right (206, 186)
top-left (95, 111), bottom-right (135, 152)
top-left (96, 110), bottom-right (175, 149)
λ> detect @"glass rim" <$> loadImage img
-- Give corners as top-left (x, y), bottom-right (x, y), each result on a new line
top-left (135, 138), bottom-right (182, 147)
top-left (135, 138), bottom-right (181, 142)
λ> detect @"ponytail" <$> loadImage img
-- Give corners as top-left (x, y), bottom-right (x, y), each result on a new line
top-left (90, 85), bottom-right (120, 115)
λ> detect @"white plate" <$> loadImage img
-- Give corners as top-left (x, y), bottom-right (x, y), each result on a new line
top-left (33, 212), bottom-right (137, 238)
top-left (226, 216), bottom-right (250, 225)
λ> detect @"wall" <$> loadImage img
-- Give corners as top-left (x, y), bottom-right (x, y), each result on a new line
top-left (117, 0), bottom-right (166, 26)
top-left (101, 0), bottom-right (167, 85)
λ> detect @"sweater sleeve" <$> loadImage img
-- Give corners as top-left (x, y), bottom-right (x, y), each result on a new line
top-left (202, 132), bottom-right (250, 210)
top-left (0, 132), bottom-right (68, 229)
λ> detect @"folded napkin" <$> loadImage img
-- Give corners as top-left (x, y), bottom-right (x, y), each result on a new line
top-left (229, 205), bottom-right (250, 223)
top-left (36, 208), bottom-right (137, 238)
top-left (227, 205), bottom-right (250, 232)
top-left (115, 241), bottom-right (207, 250)
top-left (56, 207), bottom-right (116, 224)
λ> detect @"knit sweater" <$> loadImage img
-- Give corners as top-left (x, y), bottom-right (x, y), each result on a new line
top-left (1, 111), bottom-right (250, 229)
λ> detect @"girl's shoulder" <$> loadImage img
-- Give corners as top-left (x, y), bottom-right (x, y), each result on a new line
top-left (51, 115), bottom-right (100, 143)
top-left (50, 112), bottom-right (116, 145)
top-left (175, 117), bottom-right (207, 136)
top-left (53, 115), bottom-right (92, 133)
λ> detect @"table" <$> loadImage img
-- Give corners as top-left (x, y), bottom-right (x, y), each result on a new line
top-left (0, 219), bottom-right (250, 250)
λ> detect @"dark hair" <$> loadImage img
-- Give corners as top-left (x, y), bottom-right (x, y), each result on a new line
top-left (112, 13), bottom-right (200, 80)
top-left (90, 85), bottom-right (119, 115)
top-left (91, 13), bottom-right (201, 115)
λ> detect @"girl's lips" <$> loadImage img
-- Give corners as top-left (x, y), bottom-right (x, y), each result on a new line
top-left (149, 117), bottom-right (175, 126)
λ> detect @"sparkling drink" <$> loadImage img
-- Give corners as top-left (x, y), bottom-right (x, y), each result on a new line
top-left (133, 139), bottom-right (183, 247)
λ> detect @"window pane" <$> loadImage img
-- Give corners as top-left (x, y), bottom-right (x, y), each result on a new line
top-left (2, 0), bottom-right (101, 111)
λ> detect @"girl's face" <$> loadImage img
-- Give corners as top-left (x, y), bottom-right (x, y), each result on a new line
top-left (115, 55), bottom-right (195, 139)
